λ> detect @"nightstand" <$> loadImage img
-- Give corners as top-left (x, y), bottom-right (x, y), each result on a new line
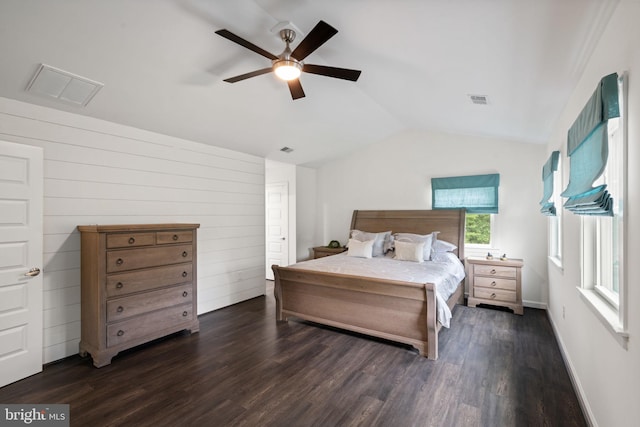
top-left (466, 257), bottom-right (524, 315)
top-left (312, 246), bottom-right (347, 259)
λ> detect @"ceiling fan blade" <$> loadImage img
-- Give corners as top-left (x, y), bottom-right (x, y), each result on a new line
top-left (302, 64), bottom-right (362, 81)
top-left (223, 67), bottom-right (273, 83)
top-left (215, 29), bottom-right (278, 60)
top-left (287, 79), bottom-right (306, 100)
top-left (291, 21), bottom-right (338, 61)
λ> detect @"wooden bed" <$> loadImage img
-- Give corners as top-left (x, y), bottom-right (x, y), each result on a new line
top-left (272, 209), bottom-right (466, 360)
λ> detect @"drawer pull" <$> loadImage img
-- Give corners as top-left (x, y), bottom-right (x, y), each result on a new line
top-left (182, 251), bottom-right (188, 257)
top-left (182, 271), bottom-right (188, 278)
top-left (490, 293), bottom-right (497, 299)
top-left (128, 237), bottom-right (135, 244)
top-left (117, 330), bottom-right (124, 337)
top-left (182, 291), bottom-right (188, 297)
top-left (173, 234), bottom-right (179, 241)
top-left (117, 306), bottom-right (124, 313)
top-left (116, 258), bottom-right (124, 266)
top-left (491, 281), bottom-right (497, 287)
top-left (116, 282), bottom-right (124, 289)
top-left (490, 269), bottom-right (497, 274)
top-left (182, 311), bottom-right (188, 317)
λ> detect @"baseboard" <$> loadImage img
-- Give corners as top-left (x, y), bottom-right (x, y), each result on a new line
top-left (523, 300), bottom-right (547, 309)
top-left (546, 310), bottom-right (597, 427)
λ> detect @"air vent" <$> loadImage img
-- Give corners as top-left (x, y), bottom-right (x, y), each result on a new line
top-left (280, 147), bottom-right (294, 153)
top-left (468, 94), bottom-right (489, 105)
top-left (26, 64), bottom-right (103, 107)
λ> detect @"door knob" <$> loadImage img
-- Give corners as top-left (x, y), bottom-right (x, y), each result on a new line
top-left (24, 267), bottom-right (41, 277)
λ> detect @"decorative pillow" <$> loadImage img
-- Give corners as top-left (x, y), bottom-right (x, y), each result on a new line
top-left (393, 241), bottom-right (425, 262)
top-left (350, 230), bottom-right (392, 257)
top-left (347, 238), bottom-right (374, 258)
top-left (392, 232), bottom-right (435, 260)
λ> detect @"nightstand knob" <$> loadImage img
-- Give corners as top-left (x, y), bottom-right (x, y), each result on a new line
top-left (173, 234), bottom-right (179, 241)
top-left (116, 258), bottom-right (124, 266)
top-left (490, 269), bottom-right (497, 274)
top-left (182, 251), bottom-right (188, 257)
top-left (117, 306), bottom-right (124, 313)
top-left (491, 281), bottom-right (497, 287)
top-left (182, 291), bottom-right (188, 297)
top-left (117, 330), bottom-right (124, 337)
top-left (182, 271), bottom-right (188, 278)
top-left (182, 311), bottom-right (188, 317)
top-left (490, 293), bottom-right (497, 299)
top-left (128, 237), bottom-right (135, 244)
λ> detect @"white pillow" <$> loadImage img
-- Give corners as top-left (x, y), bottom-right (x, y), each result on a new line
top-left (393, 241), bottom-right (425, 262)
top-left (347, 238), bottom-right (374, 258)
top-left (433, 239), bottom-right (457, 253)
top-left (393, 232), bottom-right (435, 260)
top-left (350, 230), bottom-right (392, 256)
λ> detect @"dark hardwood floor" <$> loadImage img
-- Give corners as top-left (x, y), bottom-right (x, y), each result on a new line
top-left (0, 295), bottom-right (586, 427)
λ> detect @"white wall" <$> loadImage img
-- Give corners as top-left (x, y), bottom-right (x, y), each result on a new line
top-left (313, 129), bottom-right (548, 305)
top-left (545, 2), bottom-right (640, 426)
top-left (0, 97), bottom-right (266, 364)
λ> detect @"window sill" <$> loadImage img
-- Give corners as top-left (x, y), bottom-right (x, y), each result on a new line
top-left (577, 287), bottom-right (628, 349)
top-left (548, 255), bottom-right (563, 271)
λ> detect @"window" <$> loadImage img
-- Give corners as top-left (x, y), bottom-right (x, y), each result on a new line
top-left (549, 154), bottom-right (563, 265)
top-left (431, 174), bottom-right (499, 248)
top-left (465, 213), bottom-right (491, 245)
top-left (582, 110), bottom-right (624, 309)
top-left (564, 72), bottom-right (627, 347)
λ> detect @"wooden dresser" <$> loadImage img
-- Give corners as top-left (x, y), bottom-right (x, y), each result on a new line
top-left (77, 223), bottom-right (200, 367)
top-left (312, 246), bottom-right (347, 259)
top-left (466, 257), bottom-right (524, 315)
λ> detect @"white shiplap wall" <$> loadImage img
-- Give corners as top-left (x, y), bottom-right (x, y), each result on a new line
top-left (0, 97), bottom-right (265, 364)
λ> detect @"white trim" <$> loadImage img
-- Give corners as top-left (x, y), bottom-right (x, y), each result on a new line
top-left (577, 287), bottom-right (628, 349)
top-left (546, 310), bottom-right (596, 427)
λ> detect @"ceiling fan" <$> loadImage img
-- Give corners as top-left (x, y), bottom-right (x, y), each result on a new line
top-left (215, 20), bottom-right (362, 100)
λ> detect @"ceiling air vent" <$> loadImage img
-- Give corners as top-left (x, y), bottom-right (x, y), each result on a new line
top-left (468, 94), bottom-right (489, 105)
top-left (26, 64), bottom-right (103, 107)
top-left (280, 147), bottom-right (294, 153)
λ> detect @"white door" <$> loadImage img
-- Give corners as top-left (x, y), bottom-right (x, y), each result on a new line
top-left (265, 183), bottom-right (289, 280)
top-left (0, 141), bottom-right (43, 387)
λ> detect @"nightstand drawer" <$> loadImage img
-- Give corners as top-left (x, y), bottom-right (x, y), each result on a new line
top-left (474, 287), bottom-right (517, 303)
top-left (473, 264), bottom-right (517, 278)
top-left (474, 276), bottom-right (516, 291)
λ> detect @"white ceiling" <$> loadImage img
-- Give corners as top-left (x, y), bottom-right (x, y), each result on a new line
top-left (0, 0), bottom-right (618, 167)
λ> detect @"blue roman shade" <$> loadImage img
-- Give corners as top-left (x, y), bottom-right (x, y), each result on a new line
top-left (431, 173), bottom-right (499, 214)
top-left (540, 151), bottom-right (560, 216)
top-left (561, 73), bottom-right (619, 216)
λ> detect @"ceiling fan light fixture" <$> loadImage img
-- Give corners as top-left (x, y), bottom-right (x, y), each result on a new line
top-left (273, 60), bottom-right (302, 81)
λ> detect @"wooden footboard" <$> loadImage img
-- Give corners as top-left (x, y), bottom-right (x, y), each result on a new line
top-left (273, 265), bottom-right (460, 360)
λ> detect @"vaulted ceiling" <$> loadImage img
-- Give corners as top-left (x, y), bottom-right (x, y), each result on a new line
top-left (0, 0), bottom-right (618, 166)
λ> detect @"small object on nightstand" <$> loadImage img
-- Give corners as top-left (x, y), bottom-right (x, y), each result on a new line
top-left (500, 253), bottom-right (508, 261)
top-left (328, 240), bottom-right (341, 248)
top-left (486, 252), bottom-right (493, 260)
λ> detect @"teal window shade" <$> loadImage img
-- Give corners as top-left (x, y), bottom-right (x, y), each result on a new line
top-left (561, 73), bottom-right (619, 216)
top-left (540, 151), bottom-right (560, 216)
top-left (431, 174), bottom-right (499, 214)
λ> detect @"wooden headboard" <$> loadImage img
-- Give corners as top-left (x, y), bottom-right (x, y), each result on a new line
top-left (350, 209), bottom-right (466, 260)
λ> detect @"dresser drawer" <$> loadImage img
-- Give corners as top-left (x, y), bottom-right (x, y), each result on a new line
top-left (106, 244), bottom-right (193, 273)
top-left (107, 304), bottom-right (194, 347)
top-left (106, 263), bottom-right (193, 297)
top-left (474, 276), bottom-right (516, 292)
top-left (156, 230), bottom-right (193, 245)
top-left (474, 287), bottom-right (517, 303)
top-left (106, 232), bottom-right (155, 249)
top-left (473, 264), bottom-right (517, 279)
top-left (106, 283), bottom-right (193, 322)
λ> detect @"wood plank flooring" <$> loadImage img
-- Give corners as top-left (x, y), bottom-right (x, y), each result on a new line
top-left (0, 295), bottom-right (586, 427)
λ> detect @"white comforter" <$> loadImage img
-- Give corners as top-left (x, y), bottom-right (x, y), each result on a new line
top-left (288, 252), bottom-right (465, 328)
